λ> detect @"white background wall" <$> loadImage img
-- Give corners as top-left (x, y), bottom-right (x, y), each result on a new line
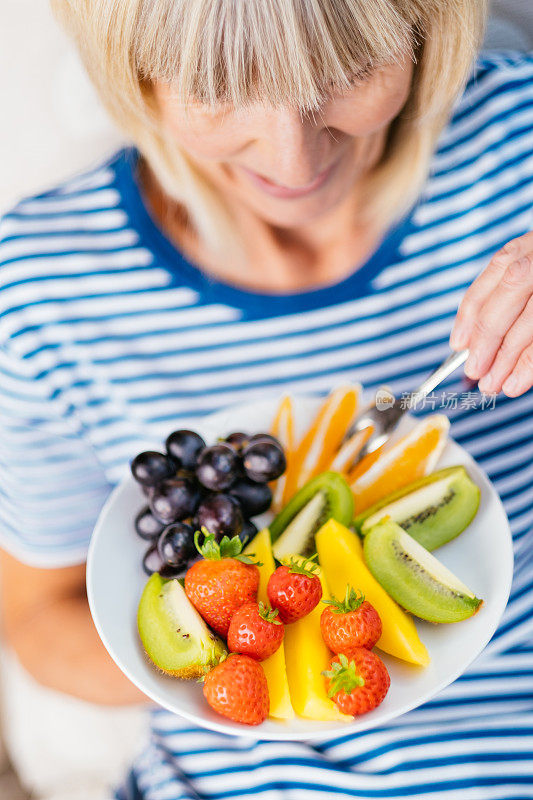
top-left (1, 1), bottom-right (533, 214)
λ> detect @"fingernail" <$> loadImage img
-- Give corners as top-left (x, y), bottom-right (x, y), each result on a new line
top-left (450, 324), bottom-right (468, 350)
top-left (478, 372), bottom-right (494, 393)
top-left (464, 353), bottom-right (478, 379)
top-left (502, 374), bottom-right (519, 396)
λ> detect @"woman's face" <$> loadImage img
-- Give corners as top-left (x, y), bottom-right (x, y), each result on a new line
top-left (153, 58), bottom-right (413, 228)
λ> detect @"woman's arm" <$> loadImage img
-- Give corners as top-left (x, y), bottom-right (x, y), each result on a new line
top-left (0, 550), bottom-right (146, 706)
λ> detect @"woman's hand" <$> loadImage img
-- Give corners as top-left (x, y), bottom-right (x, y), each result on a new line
top-left (450, 232), bottom-right (533, 397)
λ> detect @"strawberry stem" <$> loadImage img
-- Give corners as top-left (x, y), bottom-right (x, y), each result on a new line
top-left (286, 553), bottom-right (320, 576)
top-left (323, 585), bottom-right (365, 614)
top-left (194, 528), bottom-right (262, 565)
top-left (323, 654), bottom-right (365, 697)
top-left (258, 601), bottom-right (282, 624)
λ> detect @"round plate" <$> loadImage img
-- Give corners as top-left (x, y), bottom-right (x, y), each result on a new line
top-left (87, 396), bottom-right (513, 740)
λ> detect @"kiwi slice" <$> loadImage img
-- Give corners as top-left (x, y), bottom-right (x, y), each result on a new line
top-left (137, 573), bottom-right (224, 678)
top-left (270, 471), bottom-right (353, 559)
top-left (363, 519), bottom-right (482, 623)
top-left (353, 466), bottom-right (480, 550)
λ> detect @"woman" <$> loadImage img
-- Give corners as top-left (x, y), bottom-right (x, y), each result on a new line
top-left (1, 1), bottom-right (532, 798)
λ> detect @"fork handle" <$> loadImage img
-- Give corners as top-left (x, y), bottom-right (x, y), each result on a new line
top-left (408, 349), bottom-right (469, 408)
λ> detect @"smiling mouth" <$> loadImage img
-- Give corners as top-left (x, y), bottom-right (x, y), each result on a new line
top-left (239, 161), bottom-right (337, 199)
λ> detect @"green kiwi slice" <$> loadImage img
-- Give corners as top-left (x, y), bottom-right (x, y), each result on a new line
top-left (137, 573), bottom-right (224, 678)
top-left (363, 519), bottom-right (483, 623)
top-left (353, 466), bottom-right (480, 550)
top-left (270, 471), bottom-right (353, 559)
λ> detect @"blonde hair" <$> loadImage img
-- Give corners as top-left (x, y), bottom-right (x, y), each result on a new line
top-left (52, 0), bottom-right (487, 260)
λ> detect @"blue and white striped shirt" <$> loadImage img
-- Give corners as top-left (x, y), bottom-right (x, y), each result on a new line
top-left (1, 52), bottom-right (533, 799)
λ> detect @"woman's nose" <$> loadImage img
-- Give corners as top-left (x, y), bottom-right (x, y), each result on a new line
top-left (258, 108), bottom-right (328, 187)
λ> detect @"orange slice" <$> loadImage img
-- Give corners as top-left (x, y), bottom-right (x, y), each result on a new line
top-left (350, 415), bottom-right (450, 514)
top-left (327, 426), bottom-right (373, 475)
top-left (347, 443), bottom-right (384, 484)
top-left (270, 395), bottom-right (295, 513)
top-left (282, 384), bottom-right (360, 505)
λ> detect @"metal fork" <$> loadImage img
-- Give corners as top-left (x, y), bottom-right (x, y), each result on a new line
top-left (340, 349), bottom-right (470, 470)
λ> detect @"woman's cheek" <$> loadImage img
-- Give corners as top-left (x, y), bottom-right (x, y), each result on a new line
top-left (327, 64), bottom-right (412, 137)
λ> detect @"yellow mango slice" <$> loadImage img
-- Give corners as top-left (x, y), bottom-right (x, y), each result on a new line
top-left (316, 519), bottom-right (430, 667)
top-left (244, 529), bottom-right (294, 719)
top-left (283, 556), bottom-right (351, 721)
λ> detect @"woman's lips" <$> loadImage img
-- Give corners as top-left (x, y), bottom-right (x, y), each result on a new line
top-left (239, 161), bottom-right (337, 199)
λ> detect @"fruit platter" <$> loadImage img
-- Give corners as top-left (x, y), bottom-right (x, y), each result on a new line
top-left (87, 388), bottom-right (513, 739)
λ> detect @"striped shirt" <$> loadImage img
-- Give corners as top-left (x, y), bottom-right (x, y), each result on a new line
top-left (1, 52), bottom-right (533, 799)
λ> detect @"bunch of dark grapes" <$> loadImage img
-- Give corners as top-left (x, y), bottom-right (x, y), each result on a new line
top-left (131, 430), bottom-right (286, 577)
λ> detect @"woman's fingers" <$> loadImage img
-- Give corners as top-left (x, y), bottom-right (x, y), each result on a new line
top-left (478, 297), bottom-right (533, 394)
top-left (502, 342), bottom-right (533, 397)
top-left (450, 233), bottom-right (533, 351)
top-left (463, 254), bottom-right (533, 380)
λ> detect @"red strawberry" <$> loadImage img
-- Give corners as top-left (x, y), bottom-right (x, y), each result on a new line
top-left (184, 531), bottom-right (260, 636)
top-left (323, 648), bottom-right (390, 716)
top-left (320, 586), bottom-right (382, 653)
top-left (203, 654), bottom-right (269, 725)
top-left (267, 555), bottom-right (322, 623)
top-left (227, 601), bottom-right (284, 660)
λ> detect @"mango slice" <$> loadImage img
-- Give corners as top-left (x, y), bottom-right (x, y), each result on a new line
top-left (245, 529), bottom-right (294, 719)
top-left (316, 519), bottom-right (430, 667)
top-left (283, 556), bottom-right (352, 721)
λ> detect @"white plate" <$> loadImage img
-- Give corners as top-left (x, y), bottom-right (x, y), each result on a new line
top-left (87, 396), bottom-right (513, 740)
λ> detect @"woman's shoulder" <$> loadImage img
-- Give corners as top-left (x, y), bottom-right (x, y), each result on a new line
top-left (0, 149), bottom-right (130, 251)
top-left (0, 148), bottom-right (146, 343)
top-left (435, 50), bottom-right (533, 178)
top-left (451, 50), bottom-right (533, 130)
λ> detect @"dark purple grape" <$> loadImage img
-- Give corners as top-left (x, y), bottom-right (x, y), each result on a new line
top-left (131, 451), bottom-right (176, 486)
top-left (157, 522), bottom-right (196, 569)
top-left (142, 545), bottom-right (163, 576)
top-left (141, 484), bottom-right (156, 499)
top-left (150, 478), bottom-right (200, 524)
top-left (142, 545), bottom-right (181, 578)
top-left (248, 433), bottom-right (282, 449)
top-left (239, 519), bottom-right (258, 546)
top-left (135, 505), bottom-right (166, 540)
top-left (166, 430), bottom-right (206, 470)
top-left (225, 432), bottom-right (249, 452)
top-left (229, 478), bottom-right (272, 517)
top-left (196, 444), bottom-right (238, 491)
top-left (242, 439), bottom-right (286, 483)
top-left (194, 494), bottom-right (243, 541)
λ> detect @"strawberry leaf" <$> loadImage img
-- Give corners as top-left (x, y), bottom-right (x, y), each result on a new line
top-left (258, 601), bottom-right (282, 624)
top-left (323, 585), bottom-right (365, 614)
top-left (194, 528), bottom-right (262, 565)
top-left (286, 553), bottom-right (320, 576)
top-left (322, 654), bottom-right (364, 697)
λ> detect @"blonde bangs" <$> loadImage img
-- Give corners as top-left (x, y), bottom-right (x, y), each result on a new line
top-left (134, 0), bottom-right (417, 111)
top-left (52, 0), bottom-right (488, 260)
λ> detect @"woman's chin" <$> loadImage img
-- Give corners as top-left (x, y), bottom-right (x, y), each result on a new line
top-left (239, 182), bottom-right (354, 229)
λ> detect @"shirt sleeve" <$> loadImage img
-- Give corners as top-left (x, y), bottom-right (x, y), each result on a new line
top-left (0, 342), bottom-right (112, 567)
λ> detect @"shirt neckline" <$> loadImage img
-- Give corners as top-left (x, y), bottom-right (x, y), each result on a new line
top-left (114, 147), bottom-right (416, 315)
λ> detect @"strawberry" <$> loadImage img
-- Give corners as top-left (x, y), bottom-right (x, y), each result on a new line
top-left (203, 653), bottom-right (269, 725)
top-left (320, 586), bottom-right (382, 653)
top-left (184, 530), bottom-right (260, 636)
top-left (227, 601), bottom-right (284, 661)
top-left (323, 648), bottom-right (390, 716)
top-left (266, 555), bottom-right (322, 623)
